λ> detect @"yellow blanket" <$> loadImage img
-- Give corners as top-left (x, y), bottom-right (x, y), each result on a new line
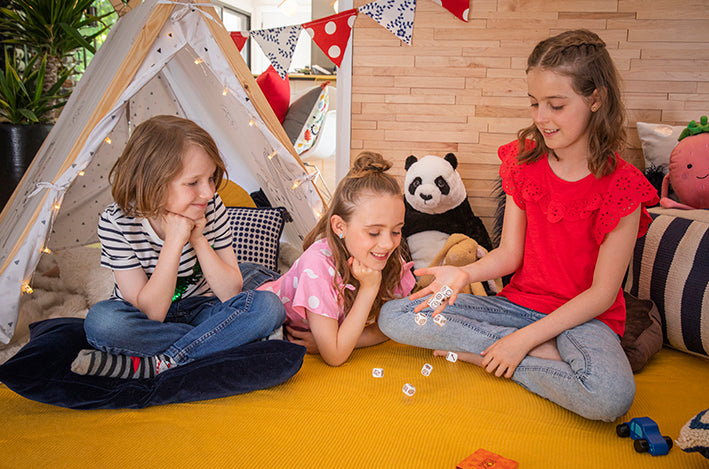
top-left (1, 341), bottom-right (707, 468)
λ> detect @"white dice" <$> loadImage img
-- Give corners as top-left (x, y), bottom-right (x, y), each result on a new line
top-left (414, 312), bottom-right (427, 326)
top-left (433, 314), bottom-right (447, 327)
top-left (446, 351), bottom-right (458, 363)
top-left (372, 368), bottom-right (384, 378)
top-left (421, 363), bottom-right (433, 377)
top-left (402, 383), bottom-right (416, 396)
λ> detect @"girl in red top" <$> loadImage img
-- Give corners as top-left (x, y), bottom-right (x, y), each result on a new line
top-left (379, 29), bottom-right (659, 421)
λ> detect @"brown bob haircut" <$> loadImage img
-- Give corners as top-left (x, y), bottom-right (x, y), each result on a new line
top-left (109, 115), bottom-right (226, 218)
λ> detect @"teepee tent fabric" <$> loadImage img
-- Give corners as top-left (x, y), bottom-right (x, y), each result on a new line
top-left (0, 0), bottom-right (324, 344)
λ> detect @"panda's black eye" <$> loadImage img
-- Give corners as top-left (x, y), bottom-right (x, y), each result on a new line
top-left (409, 177), bottom-right (422, 195)
top-left (435, 176), bottom-right (450, 195)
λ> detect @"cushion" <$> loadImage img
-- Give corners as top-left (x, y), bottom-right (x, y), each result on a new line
top-left (624, 207), bottom-right (709, 358)
top-left (256, 66), bottom-right (290, 123)
top-left (282, 83), bottom-right (329, 153)
top-left (218, 180), bottom-right (256, 208)
top-left (227, 206), bottom-right (287, 272)
top-left (676, 408), bottom-right (709, 459)
top-left (620, 292), bottom-right (663, 373)
top-left (0, 318), bottom-right (305, 409)
top-left (636, 121), bottom-right (684, 171)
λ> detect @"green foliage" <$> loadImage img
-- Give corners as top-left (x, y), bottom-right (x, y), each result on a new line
top-left (0, 48), bottom-right (71, 124)
top-left (0, 0), bottom-right (111, 59)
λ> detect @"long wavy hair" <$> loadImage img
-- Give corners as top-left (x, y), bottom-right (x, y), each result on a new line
top-left (109, 115), bottom-right (226, 218)
top-left (303, 151), bottom-right (405, 321)
top-left (517, 29), bottom-right (626, 177)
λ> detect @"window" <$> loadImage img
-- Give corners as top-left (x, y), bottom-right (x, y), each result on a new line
top-left (214, 3), bottom-right (251, 67)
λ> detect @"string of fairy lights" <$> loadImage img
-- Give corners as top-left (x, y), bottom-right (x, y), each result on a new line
top-left (20, 13), bottom-right (325, 297)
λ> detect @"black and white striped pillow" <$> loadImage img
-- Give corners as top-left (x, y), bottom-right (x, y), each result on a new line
top-left (625, 207), bottom-right (709, 358)
top-left (226, 207), bottom-right (287, 272)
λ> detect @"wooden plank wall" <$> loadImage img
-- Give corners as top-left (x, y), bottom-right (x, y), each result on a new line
top-left (349, 0), bottom-right (709, 234)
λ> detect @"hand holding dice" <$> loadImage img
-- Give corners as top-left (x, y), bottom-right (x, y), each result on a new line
top-left (413, 285), bottom-right (453, 327)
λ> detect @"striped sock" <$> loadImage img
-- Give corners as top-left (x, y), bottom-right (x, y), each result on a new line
top-left (70, 349), bottom-right (177, 379)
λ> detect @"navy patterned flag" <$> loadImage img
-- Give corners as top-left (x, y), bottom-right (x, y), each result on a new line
top-left (359, 0), bottom-right (417, 45)
top-left (251, 25), bottom-right (303, 78)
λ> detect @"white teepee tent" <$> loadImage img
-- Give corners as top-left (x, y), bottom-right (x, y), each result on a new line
top-left (0, 0), bottom-right (325, 343)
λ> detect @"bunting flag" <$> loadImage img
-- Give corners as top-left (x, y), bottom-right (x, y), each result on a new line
top-left (251, 25), bottom-right (303, 78)
top-left (302, 9), bottom-right (358, 67)
top-left (230, 31), bottom-right (249, 52)
top-left (430, 0), bottom-right (469, 22)
top-left (358, 0), bottom-right (417, 45)
top-left (237, 0), bottom-right (468, 74)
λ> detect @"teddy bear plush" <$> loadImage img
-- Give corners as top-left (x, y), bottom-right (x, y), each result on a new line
top-left (415, 233), bottom-right (503, 296)
top-left (403, 153), bottom-right (493, 271)
top-left (660, 116), bottom-right (709, 210)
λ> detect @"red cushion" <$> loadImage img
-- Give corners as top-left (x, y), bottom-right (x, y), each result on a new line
top-left (256, 66), bottom-right (290, 123)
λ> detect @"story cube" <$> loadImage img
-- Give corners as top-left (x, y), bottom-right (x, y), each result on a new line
top-left (421, 363), bottom-right (433, 377)
top-left (414, 312), bottom-right (427, 326)
top-left (402, 383), bottom-right (416, 396)
top-left (433, 314), bottom-right (447, 327)
top-left (427, 297), bottom-right (441, 309)
top-left (372, 368), bottom-right (384, 378)
top-left (456, 448), bottom-right (518, 469)
top-left (447, 351), bottom-right (458, 363)
top-left (440, 285), bottom-right (453, 298)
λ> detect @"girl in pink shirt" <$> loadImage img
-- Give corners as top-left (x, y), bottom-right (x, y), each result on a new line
top-left (379, 29), bottom-right (658, 421)
top-left (259, 152), bottom-right (415, 366)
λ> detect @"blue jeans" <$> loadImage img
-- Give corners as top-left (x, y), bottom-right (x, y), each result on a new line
top-left (84, 263), bottom-right (284, 364)
top-left (379, 295), bottom-right (635, 421)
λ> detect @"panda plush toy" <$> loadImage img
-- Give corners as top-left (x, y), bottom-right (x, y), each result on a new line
top-left (403, 153), bottom-right (493, 271)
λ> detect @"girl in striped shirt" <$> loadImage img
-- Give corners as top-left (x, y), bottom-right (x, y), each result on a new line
top-left (71, 116), bottom-right (285, 379)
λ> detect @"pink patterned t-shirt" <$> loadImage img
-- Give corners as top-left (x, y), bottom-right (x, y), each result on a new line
top-left (258, 238), bottom-right (415, 330)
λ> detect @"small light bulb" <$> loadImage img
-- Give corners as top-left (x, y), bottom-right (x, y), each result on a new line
top-left (104, 137), bottom-right (112, 144)
top-left (248, 120), bottom-right (255, 127)
top-left (42, 247), bottom-right (51, 254)
top-left (268, 151), bottom-right (277, 160)
top-left (222, 86), bottom-right (229, 96)
top-left (78, 170), bottom-right (85, 176)
top-left (22, 283), bottom-right (33, 294)
top-left (292, 179), bottom-right (302, 189)
top-left (54, 203), bottom-right (61, 210)
top-left (194, 58), bottom-right (203, 65)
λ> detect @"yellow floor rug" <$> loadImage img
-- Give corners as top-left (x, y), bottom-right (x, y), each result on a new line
top-left (1, 341), bottom-right (708, 468)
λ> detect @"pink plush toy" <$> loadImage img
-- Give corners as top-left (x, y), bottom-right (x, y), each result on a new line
top-left (660, 116), bottom-right (709, 210)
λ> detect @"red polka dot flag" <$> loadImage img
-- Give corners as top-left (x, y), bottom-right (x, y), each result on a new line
top-left (302, 9), bottom-right (358, 68)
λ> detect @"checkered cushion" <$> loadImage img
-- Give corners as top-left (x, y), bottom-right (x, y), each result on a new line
top-left (226, 207), bottom-right (287, 272)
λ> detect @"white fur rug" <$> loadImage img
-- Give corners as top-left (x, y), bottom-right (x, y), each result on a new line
top-left (0, 246), bottom-right (113, 365)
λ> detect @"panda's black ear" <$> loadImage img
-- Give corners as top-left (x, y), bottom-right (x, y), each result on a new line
top-left (444, 153), bottom-right (458, 170)
top-left (405, 155), bottom-right (418, 171)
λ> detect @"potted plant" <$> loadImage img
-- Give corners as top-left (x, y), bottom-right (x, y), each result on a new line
top-left (0, 48), bottom-right (72, 207)
top-left (0, 0), bottom-right (110, 209)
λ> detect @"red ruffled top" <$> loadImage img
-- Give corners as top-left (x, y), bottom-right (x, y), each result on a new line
top-left (497, 140), bottom-right (659, 335)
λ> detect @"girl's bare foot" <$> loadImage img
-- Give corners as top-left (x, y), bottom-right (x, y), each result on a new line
top-left (433, 350), bottom-right (484, 366)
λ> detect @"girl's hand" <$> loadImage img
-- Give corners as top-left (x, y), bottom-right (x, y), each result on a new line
top-left (162, 212), bottom-right (193, 245)
top-left (285, 325), bottom-right (320, 354)
top-left (189, 215), bottom-right (207, 244)
top-left (410, 265), bottom-right (469, 316)
top-left (348, 256), bottom-right (381, 291)
top-left (479, 331), bottom-right (531, 379)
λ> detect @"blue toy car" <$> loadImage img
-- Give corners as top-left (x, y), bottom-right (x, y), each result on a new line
top-left (616, 417), bottom-right (673, 456)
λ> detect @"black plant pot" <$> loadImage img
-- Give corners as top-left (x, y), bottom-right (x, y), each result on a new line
top-left (0, 123), bottom-right (52, 211)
